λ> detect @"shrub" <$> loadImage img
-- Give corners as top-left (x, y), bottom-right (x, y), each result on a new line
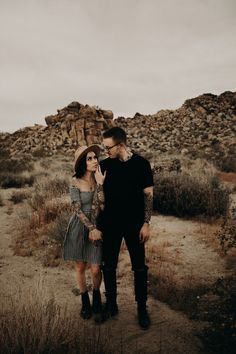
top-left (153, 172), bottom-right (229, 218)
top-left (9, 190), bottom-right (29, 204)
top-left (37, 176), bottom-right (69, 198)
top-left (0, 192), bottom-right (3, 206)
top-left (215, 156), bottom-right (236, 173)
top-left (0, 157), bottom-right (33, 174)
top-left (217, 218), bottom-right (236, 254)
top-left (0, 282), bottom-right (111, 354)
top-left (46, 210), bottom-right (71, 243)
top-left (0, 174), bottom-right (35, 188)
top-left (28, 177), bottom-right (69, 210)
top-left (31, 147), bottom-right (49, 158)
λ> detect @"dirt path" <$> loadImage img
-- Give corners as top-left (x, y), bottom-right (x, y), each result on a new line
top-left (0, 191), bottom-right (228, 354)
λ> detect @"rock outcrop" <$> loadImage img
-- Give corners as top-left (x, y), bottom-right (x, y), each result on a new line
top-left (116, 91), bottom-right (236, 164)
top-left (0, 92), bottom-right (235, 170)
top-left (1, 102), bottom-right (114, 156)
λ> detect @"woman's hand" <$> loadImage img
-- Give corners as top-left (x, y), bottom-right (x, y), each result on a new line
top-left (89, 228), bottom-right (102, 243)
top-left (94, 165), bottom-right (106, 185)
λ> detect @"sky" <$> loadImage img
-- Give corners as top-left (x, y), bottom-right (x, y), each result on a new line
top-left (0, 0), bottom-right (235, 132)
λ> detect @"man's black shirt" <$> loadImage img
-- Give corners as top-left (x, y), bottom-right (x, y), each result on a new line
top-left (99, 153), bottom-right (154, 231)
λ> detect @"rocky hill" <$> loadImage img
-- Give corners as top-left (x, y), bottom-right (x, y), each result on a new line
top-left (118, 91), bottom-right (236, 163)
top-left (1, 91), bottom-right (235, 170)
top-left (0, 102), bottom-right (114, 156)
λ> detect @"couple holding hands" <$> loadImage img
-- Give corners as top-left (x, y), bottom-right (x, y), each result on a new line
top-left (63, 127), bottom-right (154, 330)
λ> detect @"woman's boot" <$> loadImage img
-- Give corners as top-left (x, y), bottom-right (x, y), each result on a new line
top-left (80, 291), bottom-right (92, 319)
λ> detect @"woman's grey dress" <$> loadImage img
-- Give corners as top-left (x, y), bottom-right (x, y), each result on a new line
top-left (63, 187), bottom-right (102, 265)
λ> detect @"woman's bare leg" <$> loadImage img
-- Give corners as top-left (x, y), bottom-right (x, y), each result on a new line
top-left (90, 265), bottom-right (102, 290)
top-left (75, 262), bottom-right (87, 293)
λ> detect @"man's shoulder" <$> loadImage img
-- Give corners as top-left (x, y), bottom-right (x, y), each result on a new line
top-left (100, 157), bottom-right (113, 171)
top-left (100, 157), bottom-right (111, 166)
top-left (132, 153), bottom-right (150, 165)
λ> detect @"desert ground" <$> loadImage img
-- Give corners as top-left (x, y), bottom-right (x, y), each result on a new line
top-left (1, 159), bottom-right (235, 354)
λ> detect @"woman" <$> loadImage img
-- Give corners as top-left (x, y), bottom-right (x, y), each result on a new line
top-left (63, 145), bottom-right (106, 320)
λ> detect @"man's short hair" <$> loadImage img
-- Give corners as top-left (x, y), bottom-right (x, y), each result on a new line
top-left (103, 127), bottom-right (127, 145)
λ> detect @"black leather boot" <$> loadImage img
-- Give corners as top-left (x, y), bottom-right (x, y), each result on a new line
top-left (101, 268), bottom-right (119, 321)
top-left (137, 303), bottom-right (151, 330)
top-left (134, 266), bottom-right (148, 303)
top-left (92, 289), bottom-right (104, 324)
top-left (92, 289), bottom-right (102, 313)
top-left (80, 291), bottom-right (92, 320)
top-left (134, 266), bottom-right (150, 329)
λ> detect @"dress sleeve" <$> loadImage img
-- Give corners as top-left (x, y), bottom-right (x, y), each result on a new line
top-left (96, 184), bottom-right (105, 210)
top-left (70, 186), bottom-right (96, 231)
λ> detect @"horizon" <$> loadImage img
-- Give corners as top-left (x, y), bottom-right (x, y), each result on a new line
top-left (0, 89), bottom-right (235, 134)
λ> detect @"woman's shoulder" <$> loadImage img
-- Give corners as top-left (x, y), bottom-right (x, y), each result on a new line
top-left (71, 177), bottom-right (81, 190)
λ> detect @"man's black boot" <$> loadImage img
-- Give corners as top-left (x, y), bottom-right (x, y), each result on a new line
top-left (92, 289), bottom-right (102, 314)
top-left (102, 301), bottom-right (119, 318)
top-left (138, 303), bottom-right (151, 329)
top-left (101, 268), bottom-right (118, 321)
top-left (134, 267), bottom-right (150, 329)
top-left (92, 289), bottom-right (104, 324)
top-left (80, 291), bottom-right (92, 320)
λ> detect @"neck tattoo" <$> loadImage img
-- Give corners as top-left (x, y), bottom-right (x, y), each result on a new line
top-left (119, 147), bottom-right (133, 162)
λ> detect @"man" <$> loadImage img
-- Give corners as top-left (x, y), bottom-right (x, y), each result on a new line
top-left (99, 127), bottom-right (154, 329)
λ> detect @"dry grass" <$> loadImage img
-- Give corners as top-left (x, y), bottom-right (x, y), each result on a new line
top-left (148, 255), bottom-right (208, 315)
top-left (0, 278), bottom-right (112, 354)
top-left (195, 219), bottom-right (223, 255)
top-left (12, 174), bottom-right (71, 266)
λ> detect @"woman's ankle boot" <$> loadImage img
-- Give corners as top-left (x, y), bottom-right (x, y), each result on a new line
top-left (80, 291), bottom-right (92, 319)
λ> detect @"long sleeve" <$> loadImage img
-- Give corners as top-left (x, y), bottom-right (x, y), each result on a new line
top-left (90, 184), bottom-right (105, 226)
top-left (70, 187), bottom-right (96, 231)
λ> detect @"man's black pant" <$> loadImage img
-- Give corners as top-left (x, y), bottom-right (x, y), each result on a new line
top-left (102, 226), bottom-right (148, 306)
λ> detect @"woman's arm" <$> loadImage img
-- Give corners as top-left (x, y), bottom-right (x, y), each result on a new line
top-left (71, 199), bottom-right (96, 231)
top-left (96, 184), bottom-right (105, 211)
top-left (70, 182), bottom-right (96, 231)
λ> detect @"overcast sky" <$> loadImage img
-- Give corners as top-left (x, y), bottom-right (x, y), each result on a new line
top-left (0, 0), bottom-right (235, 132)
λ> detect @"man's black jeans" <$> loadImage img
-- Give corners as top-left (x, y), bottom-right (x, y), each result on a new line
top-left (102, 227), bottom-right (148, 306)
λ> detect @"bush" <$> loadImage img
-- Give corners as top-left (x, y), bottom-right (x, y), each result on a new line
top-left (0, 157), bottom-right (33, 174)
top-left (28, 177), bottom-right (69, 211)
top-left (46, 211), bottom-right (71, 243)
top-left (0, 174), bottom-right (35, 188)
top-left (217, 218), bottom-right (236, 254)
top-left (0, 192), bottom-right (3, 206)
top-left (31, 147), bottom-right (49, 158)
top-left (9, 190), bottom-right (29, 204)
top-left (153, 172), bottom-right (229, 218)
top-left (215, 156), bottom-right (236, 173)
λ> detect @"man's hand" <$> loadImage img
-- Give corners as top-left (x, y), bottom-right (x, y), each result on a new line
top-left (139, 223), bottom-right (150, 243)
top-left (89, 229), bottom-right (102, 243)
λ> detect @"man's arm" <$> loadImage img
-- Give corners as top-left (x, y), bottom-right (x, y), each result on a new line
top-left (143, 186), bottom-right (153, 224)
top-left (139, 186), bottom-right (153, 243)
